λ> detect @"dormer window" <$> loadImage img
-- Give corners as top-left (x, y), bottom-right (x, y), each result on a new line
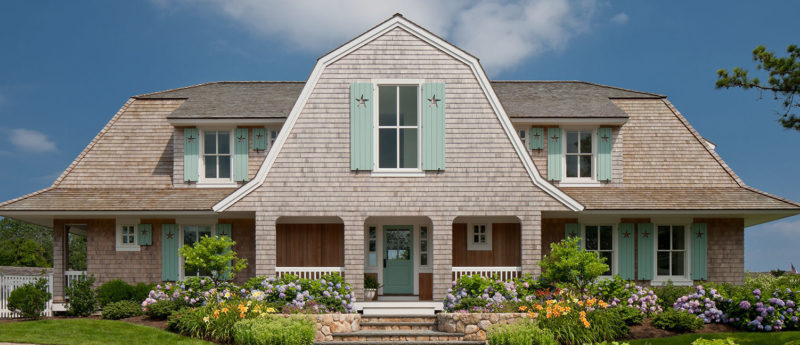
top-left (564, 129), bottom-right (594, 180)
top-left (202, 130), bottom-right (232, 182)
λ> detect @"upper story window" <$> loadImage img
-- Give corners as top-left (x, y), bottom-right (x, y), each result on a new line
top-left (584, 225), bottom-right (613, 276)
top-left (656, 225), bottom-right (687, 278)
top-left (377, 85), bottom-right (419, 170)
top-left (565, 129), bottom-right (594, 180)
top-left (202, 130), bottom-right (232, 182)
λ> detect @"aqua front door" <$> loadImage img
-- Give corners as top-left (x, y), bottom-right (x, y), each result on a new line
top-left (382, 226), bottom-right (413, 294)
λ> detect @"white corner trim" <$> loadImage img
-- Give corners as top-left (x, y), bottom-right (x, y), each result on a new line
top-left (213, 16), bottom-right (584, 212)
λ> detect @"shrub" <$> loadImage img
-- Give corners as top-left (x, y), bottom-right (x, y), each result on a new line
top-left (444, 274), bottom-right (556, 312)
top-left (132, 282), bottom-right (155, 302)
top-left (364, 274), bottom-right (380, 289)
top-left (653, 281), bottom-right (696, 310)
top-left (144, 299), bottom-right (181, 320)
top-left (692, 339), bottom-right (738, 345)
top-left (232, 317), bottom-right (315, 345)
top-left (96, 279), bottom-right (134, 307)
top-left (536, 311), bottom-right (596, 345)
top-left (726, 274), bottom-right (800, 331)
top-left (6, 277), bottom-right (51, 319)
top-left (673, 285), bottom-right (730, 323)
top-left (487, 319), bottom-right (557, 345)
top-left (652, 309), bottom-right (704, 332)
top-left (179, 235), bottom-right (247, 285)
top-left (168, 307), bottom-right (207, 339)
top-left (246, 274), bottom-right (356, 313)
top-left (66, 275), bottom-right (97, 316)
top-left (609, 306), bottom-right (645, 326)
top-left (540, 237), bottom-right (609, 292)
top-left (102, 300), bottom-right (142, 320)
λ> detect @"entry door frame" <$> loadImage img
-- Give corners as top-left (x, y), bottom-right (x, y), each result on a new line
top-left (382, 225), bottom-right (414, 295)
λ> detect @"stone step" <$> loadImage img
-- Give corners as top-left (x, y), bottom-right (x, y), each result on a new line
top-left (332, 330), bottom-right (464, 342)
top-left (359, 321), bottom-right (438, 331)
top-left (315, 341), bottom-right (485, 345)
top-left (360, 315), bottom-right (436, 323)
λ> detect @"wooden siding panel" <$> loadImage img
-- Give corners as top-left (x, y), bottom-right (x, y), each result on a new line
top-left (419, 273), bottom-right (433, 301)
top-left (276, 224), bottom-right (344, 267)
top-left (451, 223), bottom-right (520, 267)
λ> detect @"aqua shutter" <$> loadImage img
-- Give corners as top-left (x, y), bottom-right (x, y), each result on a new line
top-left (161, 224), bottom-right (180, 281)
top-left (565, 222), bottom-right (582, 248)
top-left (137, 224), bottom-right (152, 246)
top-left (637, 223), bottom-right (654, 280)
top-left (529, 127), bottom-right (544, 150)
top-left (183, 128), bottom-right (199, 182)
top-left (350, 83), bottom-right (374, 170)
top-left (252, 128), bottom-right (267, 151)
top-left (233, 128), bottom-right (249, 182)
top-left (597, 127), bottom-right (612, 181)
top-left (691, 223), bottom-right (708, 280)
top-left (422, 82), bottom-right (446, 170)
top-left (547, 128), bottom-right (562, 181)
top-left (216, 224), bottom-right (233, 280)
top-left (618, 223), bottom-right (635, 280)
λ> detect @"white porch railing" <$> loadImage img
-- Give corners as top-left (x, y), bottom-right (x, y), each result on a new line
top-left (452, 266), bottom-right (523, 281)
top-left (65, 271), bottom-right (87, 290)
top-left (0, 274), bottom-right (53, 318)
top-left (275, 267), bottom-right (344, 280)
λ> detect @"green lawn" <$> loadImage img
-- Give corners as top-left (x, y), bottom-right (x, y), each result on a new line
top-left (0, 318), bottom-right (213, 345)
top-left (628, 331), bottom-right (800, 345)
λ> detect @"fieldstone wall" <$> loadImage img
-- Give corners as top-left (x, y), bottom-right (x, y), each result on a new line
top-left (312, 314), bottom-right (361, 342)
top-left (437, 312), bottom-right (529, 341)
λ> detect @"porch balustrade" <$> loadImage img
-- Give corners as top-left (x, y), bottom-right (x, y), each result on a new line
top-left (451, 266), bottom-right (522, 281)
top-left (64, 270), bottom-right (87, 290)
top-left (275, 267), bottom-right (344, 280)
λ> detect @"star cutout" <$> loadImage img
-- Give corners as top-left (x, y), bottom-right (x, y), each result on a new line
top-left (256, 132), bottom-right (263, 140)
top-left (696, 231), bottom-right (704, 238)
top-left (569, 232), bottom-right (577, 238)
top-left (601, 135), bottom-right (609, 142)
top-left (237, 135), bottom-right (246, 143)
top-left (141, 230), bottom-right (148, 235)
top-left (355, 94), bottom-right (368, 107)
top-left (641, 231), bottom-right (650, 238)
top-left (187, 135), bottom-right (196, 143)
top-left (427, 94), bottom-right (441, 107)
top-left (532, 132), bottom-right (541, 140)
top-left (166, 232), bottom-right (174, 239)
top-left (623, 231), bottom-right (631, 238)
top-left (551, 135), bottom-right (559, 142)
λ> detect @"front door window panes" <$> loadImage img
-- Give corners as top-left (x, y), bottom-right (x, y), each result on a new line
top-left (585, 225), bottom-right (613, 275)
top-left (378, 85), bottom-right (418, 169)
top-left (657, 225), bottom-right (686, 276)
top-left (204, 131), bottom-right (231, 179)
top-left (385, 229), bottom-right (410, 260)
top-left (566, 130), bottom-right (593, 178)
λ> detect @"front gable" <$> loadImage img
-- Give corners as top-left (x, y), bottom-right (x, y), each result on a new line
top-left (218, 16), bottom-right (582, 213)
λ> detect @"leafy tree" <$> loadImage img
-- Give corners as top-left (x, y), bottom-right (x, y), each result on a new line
top-left (179, 235), bottom-right (247, 286)
top-left (540, 237), bottom-right (609, 293)
top-left (68, 233), bottom-right (87, 271)
top-left (0, 218), bottom-right (53, 267)
top-left (716, 44), bottom-right (800, 130)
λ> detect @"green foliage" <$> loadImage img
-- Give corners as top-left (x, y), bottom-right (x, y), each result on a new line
top-left (96, 279), bottom-right (135, 307)
top-left (692, 338), bottom-right (738, 345)
top-left (144, 300), bottom-right (181, 320)
top-left (66, 275), bottom-right (96, 316)
top-left (232, 317), bottom-right (316, 345)
top-left (132, 283), bottom-right (155, 303)
top-left (102, 300), bottom-right (143, 320)
top-left (590, 275), bottom-right (636, 301)
top-left (716, 44), bottom-right (800, 130)
top-left (536, 312), bottom-right (596, 345)
top-left (0, 218), bottom-right (53, 268)
top-left (0, 318), bottom-right (214, 345)
top-left (653, 281), bottom-right (695, 310)
top-left (178, 235), bottom-right (247, 285)
top-left (68, 234), bottom-right (87, 271)
top-left (652, 309), bottom-right (705, 332)
top-left (487, 319), bottom-right (558, 345)
top-left (609, 306), bottom-right (645, 326)
top-left (364, 274), bottom-right (380, 289)
top-left (588, 308), bottom-right (630, 341)
top-left (167, 307), bottom-right (207, 339)
top-left (540, 237), bottom-right (609, 292)
top-left (6, 278), bottom-right (51, 319)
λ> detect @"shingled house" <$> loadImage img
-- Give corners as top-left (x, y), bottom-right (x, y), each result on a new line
top-left (1, 15), bottom-right (798, 310)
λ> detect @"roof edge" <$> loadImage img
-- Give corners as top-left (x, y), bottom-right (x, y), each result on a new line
top-left (491, 80), bottom-right (665, 98)
top-left (134, 81), bottom-right (306, 99)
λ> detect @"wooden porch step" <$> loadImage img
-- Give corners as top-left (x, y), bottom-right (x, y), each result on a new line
top-left (331, 330), bottom-right (465, 342)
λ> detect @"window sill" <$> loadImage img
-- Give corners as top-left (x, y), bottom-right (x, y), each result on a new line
top-left (557, 181), bottom-right (607, 187)
top-left (371, 171), bottom-right (425, 177)
top-left (652, 277), bottom-right (693, 286)
top-left (116, 245), bottom-right (140, 252)
top-left (196, 183), bottom-right (239, 188)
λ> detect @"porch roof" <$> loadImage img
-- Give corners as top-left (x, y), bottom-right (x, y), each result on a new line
top-left (560, 186), bottom-right (800, 210)
top-left (0, 188), bottom-right (235, 211)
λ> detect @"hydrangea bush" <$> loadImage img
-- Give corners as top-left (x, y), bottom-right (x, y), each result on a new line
top-left (673, 285), bottom-right (732, 324)
top-left (727, 286), bottom-right (800, 331)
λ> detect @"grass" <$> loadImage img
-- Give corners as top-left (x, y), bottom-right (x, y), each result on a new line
top-left (0, 318), bottom-right (213, 345)
top-left (628, 331), bottom-right (800, 345)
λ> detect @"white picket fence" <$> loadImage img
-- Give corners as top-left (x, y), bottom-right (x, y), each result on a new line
top-left (452, 266), bottom-right (523, 281)
top-left (275, 267), bottom-right (344, 280)
top-left (0, 274), bottom-right (53, 318)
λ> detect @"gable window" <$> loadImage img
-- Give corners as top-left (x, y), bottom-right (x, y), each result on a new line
top-left (565, 129), bottom-right (594, 180)
top-left (202, 130), bottom-right (232, 181)
top-left (181, 225), bottom-right (215, 277)
top-left (517, 128), bottom-right (527, 147)
top-left (377, 85), bottom-right (419, 170)
top-left (656, 225), bottom-right (687, 278)
top-left (116, 223), bottom-right (139, 251)
top-left (584, 225), bottom-right (614, 275)
top-left (467, 223), bottom-right (492, 251)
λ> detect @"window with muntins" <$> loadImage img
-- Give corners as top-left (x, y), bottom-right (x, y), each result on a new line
top-left (378, 85), bottom-right (419, 170)
top-left (585, 225), bottom-right (613, 275)
top-left (467, 223), bottom-right (492, 251)
top-left (203, 130), bottom-right (232, 181)
top-left (565, 130), bottom-right (594, 179)
top-left (420, 226), bottom-right (429, 266)
top-left (182, 225), bottom-right (215, 277)
top-left (116, 224), bottom-right (139, 251)
top-left (657, 225), bottom-right (687, 277)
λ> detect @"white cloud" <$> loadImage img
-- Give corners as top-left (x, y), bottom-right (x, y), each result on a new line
top-left (154, 0), bottom-right (598, 74)
top-left (9, 129), bottom-right (57, 153)
top-left (610, 12), bottom-right (628, 24)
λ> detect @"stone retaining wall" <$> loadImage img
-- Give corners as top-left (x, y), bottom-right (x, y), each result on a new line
top-left (312, 314), bottom-right (361, 342)
top-left (437, 312), bottom-right (529, 341)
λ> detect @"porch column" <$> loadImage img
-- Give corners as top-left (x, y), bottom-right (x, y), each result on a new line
top-left (52, 220), bottom-right (66, 303)
top-left (432, 216), bottom-right (455, 300)
top-left (520, 212), bottom-right (543, 276)
top-left (343, 215), bottom-right (366, 300)
top-left (254, 212), bottom-right (278, 277)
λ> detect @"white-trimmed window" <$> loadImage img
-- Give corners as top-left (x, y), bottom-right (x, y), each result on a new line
top-left (584, 225), bottom-right (614, 276)
top-left (116, 223), bottom-right (139, 251)
top-left (181, 225), bottom-right (215, 277)
top-left (367, 226), bottom-right (377, 267)
top-left (420, 226), bottom-right (429, 266)
top-left (564, 129), bottom-right (595, 181)
top-left (201, 130), bottom-right (232, 182)
top-left (376, 85), bottom-right (420, 171)
top-left (518, 128), bottom-right (527, 147)
top-left (656, 225), bottom-right (688, 278)
top-left (467, 223), bottom-right (492, 251)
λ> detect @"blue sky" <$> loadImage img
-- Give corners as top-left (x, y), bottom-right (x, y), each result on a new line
top-left (0, 1), bottom-right (797, 271)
